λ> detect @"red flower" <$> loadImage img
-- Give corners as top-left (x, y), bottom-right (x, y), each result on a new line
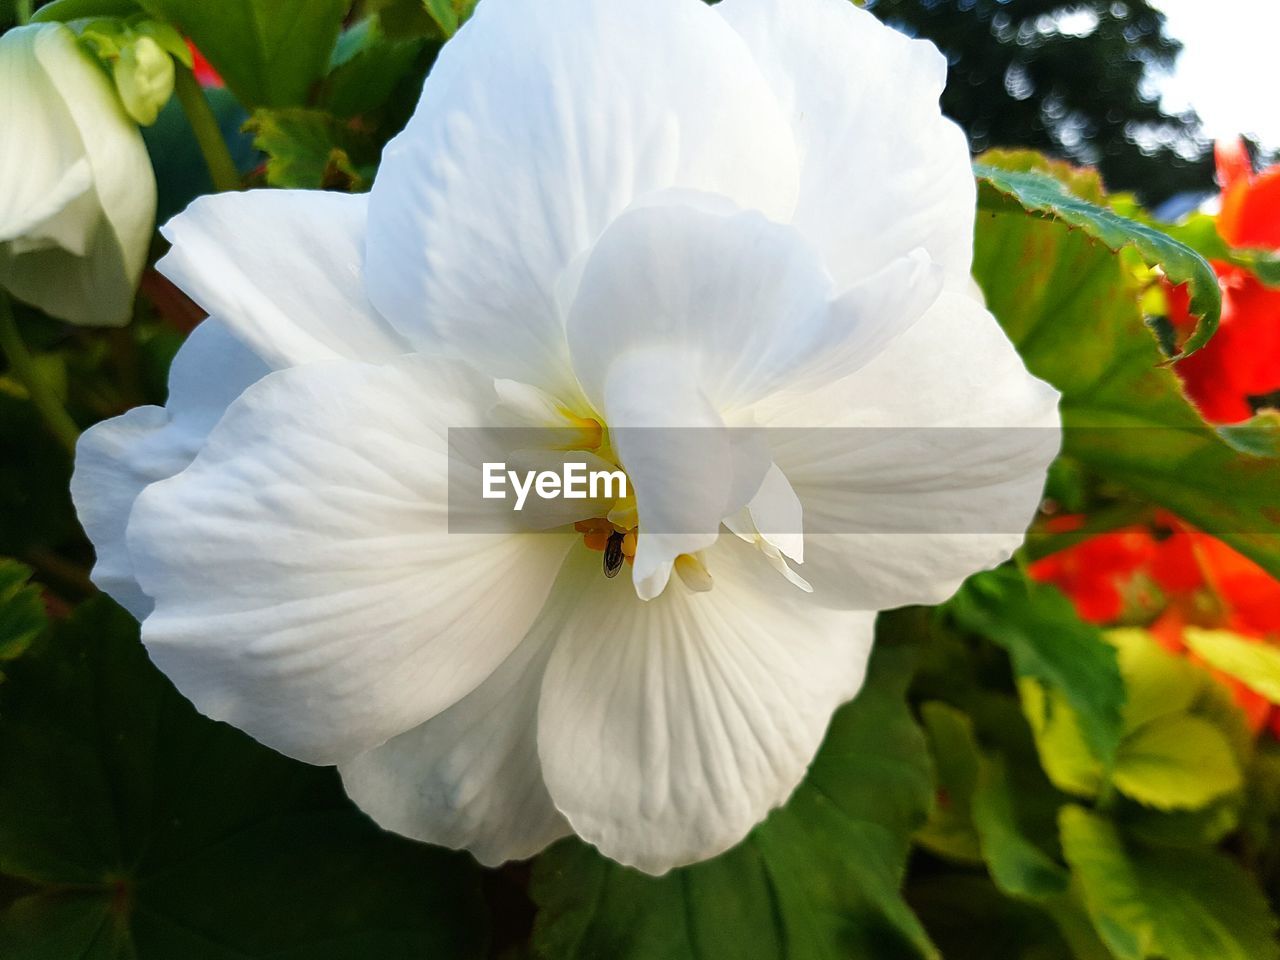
top-left (1032, 517), bottom-right (1280, 733)
top-left (1166, 140), bottom-right (1280, 424)
top-left (186, 40), bottom-right (224, 89)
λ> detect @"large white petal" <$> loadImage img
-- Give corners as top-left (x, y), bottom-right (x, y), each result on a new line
top-left (364, 0), bottom-right (800, 394)
top-left (339, 608), bottom-right (570, 867)
top-left (158, 190), bottom-right (409, 367)
top-left (71, 319), bottom-right (270, 619)
top-left (538, 537), bottom-right (877, 875)
top-left (127, 356), bottom-right (573, 764)
top-left (760, 292), bottom-right (1061, 609)
top-left (719, 0), bottom-right (976, 290)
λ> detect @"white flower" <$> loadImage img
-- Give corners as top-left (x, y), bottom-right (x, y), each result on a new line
top-left (0, 23), bottom-right (156, 326)
top-left (72, 0), bottom-right (1060, 874)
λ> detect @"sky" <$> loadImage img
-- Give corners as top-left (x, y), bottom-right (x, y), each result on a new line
top-left (1152, 0), bottom-right (1280, 152)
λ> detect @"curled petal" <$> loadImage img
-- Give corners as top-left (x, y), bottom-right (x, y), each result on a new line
top-left (567, 203), bottom-right (940, 414)
top-left (760, 291), bottom-right (1061, 609)
top-left (128, 356), bottom-right (573, 764)
top-left (159, 190), bottom-right (409, 367)
top-left (71, 319), bottom-right (269, 618)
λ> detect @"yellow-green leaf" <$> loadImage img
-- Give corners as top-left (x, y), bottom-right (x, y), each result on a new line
top-left (1112, 715), bottom-right (1243, 811)
top-left (1184, 628), bottom-right (1280, 704)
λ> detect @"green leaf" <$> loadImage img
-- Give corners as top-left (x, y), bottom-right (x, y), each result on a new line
top-left (972, 754), bottom-right (1070, 900)
top-left (1112, 715), bottom-right (1243, 811)
top-left (916, 702), bottom-right (983, 863)
top-left (246, 107), bottom-right (371, 190)
top-left (1019, 680), bottom-right (1105, 799)
top-left (949, 567), bottom-right (1125, 765)
top-left (422, 0), bottom-right (457, 35)
top-left (1219, 412), bottom-right (1280, 458)
top-left (1060, 806), bottom-right (1280, 960)
top-left (1184, 628), bottom-right (1280, 704)
top-left (365, 0), bottom-right (439, 38)
top-left (0, 391), bottom-right (77, 559)
top-left (31, 0), bottom-right (141, 21)
top-left (908, 875), bottom-right (1078, 960)
top-left (1106, 628), bottom-right (1201, 733)
top-left (532, 620), bottom-right (937, 960)
top-left (0, 598), bottom-right (488, 959)
top-left (0, 560), bottom-right (44, 662)
top-left (919, 700), bottom-right (1071, 901)
top-left (135, 0), bottom-right (349, 108)
top-left (975, 150), bottom-right (1220, 359)
top-left (1164, 213), bottom-right (1280, 287)
top-left (322, 17), bottom-right (426, 119)
top-left (973, 158), bottom-right (1280, 582)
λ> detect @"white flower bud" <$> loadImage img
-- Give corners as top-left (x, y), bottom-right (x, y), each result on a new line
top-left (114, 35), bottom-right (176, 127)
top-left (0, 23), bottom-right (156, 326)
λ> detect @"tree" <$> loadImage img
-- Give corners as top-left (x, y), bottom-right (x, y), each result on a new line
top-left (865, 0), bottom-right (1213, 205)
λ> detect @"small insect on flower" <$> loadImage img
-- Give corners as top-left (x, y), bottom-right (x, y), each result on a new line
top-left (603, 530), bottom-right (626, 578)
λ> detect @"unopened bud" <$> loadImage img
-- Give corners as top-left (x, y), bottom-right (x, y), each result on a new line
top-left (113, 35), bottom-right (173, 126)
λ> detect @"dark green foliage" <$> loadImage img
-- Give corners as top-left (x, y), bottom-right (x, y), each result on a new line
top-left (865, 0), bottom-right (1212, 204)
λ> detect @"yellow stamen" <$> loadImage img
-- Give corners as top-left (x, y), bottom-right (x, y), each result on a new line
top-left (675, 553), bottom-right (713, 592)
top-left (560, 410), bottom-right (604, 450)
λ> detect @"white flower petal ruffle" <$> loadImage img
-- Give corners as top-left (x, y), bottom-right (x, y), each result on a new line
top-left (71, 319), bottom-right (270, 618)
top-left (719, 0), bottom-right (976, 290)
top-left (566, 202), bottom-right (942, 413)
top-left (364, 0), bottom-right (800, 395)
top-left (127, 356), bottom-right (573, 764)
top-left (158, 190), bottom-right (409, 367)
top-left (760, 291), bottom-right (1062, 609)
top-left (339, 596), bottom-right (571, 867)
top-left (537, 537), bottom-right (877, 875)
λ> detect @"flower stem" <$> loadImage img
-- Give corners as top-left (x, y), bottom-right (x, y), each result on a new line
top-left (15, 0), bottom-right (32, 24)
top-left (0, 292), bottom-right (80, 456)
top-left (173, 64), bottom-right (240, 194)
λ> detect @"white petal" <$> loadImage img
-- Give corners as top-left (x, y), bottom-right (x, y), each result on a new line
top-left (127, 356), bottom-right (573, 764)
top-left (339, 605), bottom-right (570, 867)
top-left (719, 0), bottom-right (976, 289)
top-left (0, 24), bottom-right (155, 326)
top-left (538, 537), bottom-right (877, 874)
top-left (71, 319), bottom-right (269, 619)
top-left (566, 203), bottom-right (940, 413)
top-left (599, 348), bottom-right (770, 599)
top-left (364, 0), bottom-right (800, 393)
top-left (158, 190), bottom-right (409, 367)
top-left (760, 292), bottom-right (1061, 609)
top-left (745, 462), bottom-right (805, 564)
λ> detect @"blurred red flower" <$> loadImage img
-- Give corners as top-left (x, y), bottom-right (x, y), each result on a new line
top-left (1031, 517), bottom-right (1280, 732)
top-left (1166, 140), bottom-right (1280, 423)
top-left (186, 39), bottom-right (224, 88)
